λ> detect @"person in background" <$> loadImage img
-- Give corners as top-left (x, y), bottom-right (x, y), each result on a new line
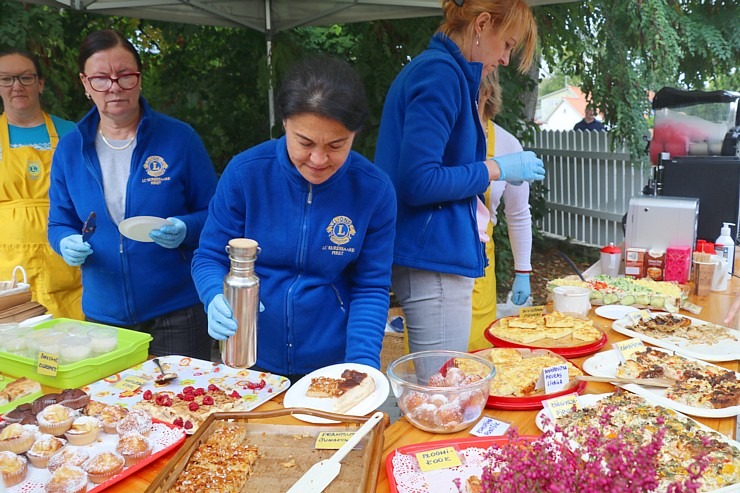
top-left (48, 30), bottom-right (217, 360)
top-left (0, 49), bottom-right (83, 319)
top-left (573, 105), bottom-right (605, 131)
top-left (192, 56), bottom-right (396, 381)
top-left (469, 69), bottom-right (532, 350)
top-left (374, 0), bottom-right (542, 356)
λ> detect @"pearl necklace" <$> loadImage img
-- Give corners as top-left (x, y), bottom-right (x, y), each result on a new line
top-left (98, 127), bottom-right (135, 151)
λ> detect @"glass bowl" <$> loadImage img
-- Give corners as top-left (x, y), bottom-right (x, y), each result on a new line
top-left (387, 350), bottom-right (495, 433)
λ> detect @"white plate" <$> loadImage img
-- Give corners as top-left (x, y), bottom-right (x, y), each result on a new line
top-left (594, 305), bottom-right (639, 320)
top-left (612, 313), bottom-right (740, 361)
top-left (283, 363), bottom-right (389, 424)
top-left (118, 216), bottom-right (171, 242)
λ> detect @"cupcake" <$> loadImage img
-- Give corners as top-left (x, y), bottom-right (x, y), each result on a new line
top-left (83, 400), bottom-right (108, 417)
top-left (0, 450), bottom-right (28, 487)
top-left (0, 423), bottom-right (35, 454)
top-left (116, 432), bottom-right (153, 467)
top-left (32, 393), bottom-right (62, 415)
top-left (37, 404), bottom-right (76, 436)
top-left (26, 433), bottom-right (66, 468)
top-left (99, 405), bottom-right (128, 434)
top-left (64, 416), bottom-right (101, 446)
top-left (116, 409), bottom-right (152, 436)
top-left (83, 451), bottom-right (125, 484)
top-left (58, 389), bottom-right (91, 411)
top-left (46, 464), bottom-right (88, 493)
top-left (48, 447), bottom-right (90, 472)
top-left (2, 403), bottom-right (35, 425)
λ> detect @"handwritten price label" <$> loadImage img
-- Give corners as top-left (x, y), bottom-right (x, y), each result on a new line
top-left (470, 416), bottom-right (510, 437)
top-left (416, 446), bottom-right (462, 472)
top-left (543, 393), bottom-right (581, 420)
top-left (613, 338), bottom-right (646, 363)
top-left (536, 364), bottom-right (569, 394)
top-left (519, 305), bottom-right (545, 319)
top-left (315, 431), bottom-right (354, 450)
top-left (37, 352), bottom-right (59, 376)
top-left (114, 376), bottom-right (148, 391)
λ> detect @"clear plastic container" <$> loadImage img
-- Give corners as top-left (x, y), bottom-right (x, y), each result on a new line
top-left (58, 335), bottom-right (92, 365)
top-left (89, 327), bottom-right (118, 356)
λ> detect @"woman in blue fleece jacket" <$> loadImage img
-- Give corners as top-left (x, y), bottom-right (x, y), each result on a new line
top-left (192, 56), bottom-right (396, 380)
top-left (374, 0), bottom-right (542, 355)
top-left (48, 30), bottom-right (217, 360)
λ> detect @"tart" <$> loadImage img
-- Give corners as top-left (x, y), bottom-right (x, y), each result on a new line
top-left (83, 450), bottom-right (125, 484)
top-left (116, 432), bottom-right (153, 466)
top-left (37, 404), bottom-right (76, 436)
top-left (0, 450), bottom-right (28, 487)
top-left (116, 408), bottom-right (152, 436)
top-left (46, 464), bottom-right (88, 493)
top-left (0, 422), bottom-right (35, 454)
top-left (99, 404), bottom-right (128, 434)
top-left (48, 446), bottom-right (90, 472)
top-left (26, 433), bottom-right (66, 468)
top-left (64, 416), bottom-right (101, 446)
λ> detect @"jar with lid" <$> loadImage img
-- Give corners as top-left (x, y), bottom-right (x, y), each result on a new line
top-left (220, 238), bottom-right (260, 368)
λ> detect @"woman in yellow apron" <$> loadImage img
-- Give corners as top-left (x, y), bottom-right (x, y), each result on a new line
top-left (470, 70), bottom-right (533, 350)
top-left (0, 49), bottom-right (82, 319)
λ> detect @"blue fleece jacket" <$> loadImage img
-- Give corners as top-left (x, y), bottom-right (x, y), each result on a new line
top-left (374, 33), bottom-right (490, 278)
top-left (48, 98), bottom-right (217, 325)
top-left (192, 137), bottom-right (396, 375)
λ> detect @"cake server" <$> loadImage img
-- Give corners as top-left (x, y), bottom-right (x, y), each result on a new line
top-left (286, 411), bottom-right (384, 492)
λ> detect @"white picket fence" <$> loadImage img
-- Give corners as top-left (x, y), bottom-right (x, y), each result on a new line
top-left (524, 130), bottom-right (651, 248)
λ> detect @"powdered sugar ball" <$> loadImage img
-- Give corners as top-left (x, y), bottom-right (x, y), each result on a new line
top-left (437, 402), bottom-right (463, 430)
top-left (427, 372), bottom-right (446, 387)
top-left (444, 367), bottom-right (466, 386)
top-left (410, 403), bottom-right (439, 429)
top-left (462, 373), bottom-right (483, 384)
top-left (400, 390), bottom-right (429, 411)
top-left (428, 394), bottom-right (448, 408)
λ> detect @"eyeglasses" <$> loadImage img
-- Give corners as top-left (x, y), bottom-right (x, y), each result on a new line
top-left (0, 74), bottom-right (38, 87)
top-left (84, 72), bottom-right (140, 92)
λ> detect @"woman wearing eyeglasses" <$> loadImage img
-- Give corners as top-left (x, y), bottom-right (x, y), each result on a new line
top-left (0, 49), bottom-right (83, 319)
top-left (48, 30), bottom-right (218, 359)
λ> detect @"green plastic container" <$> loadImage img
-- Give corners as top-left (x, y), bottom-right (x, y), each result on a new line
top-left (0, 318), bottom-right (151, 389)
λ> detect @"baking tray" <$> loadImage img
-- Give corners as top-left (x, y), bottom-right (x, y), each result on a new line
top-left (145, 408), bottom-right (388, 493)
top-left (0, 318), bottom-right (151, 388)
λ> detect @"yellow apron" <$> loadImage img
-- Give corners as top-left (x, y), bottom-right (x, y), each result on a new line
top-left (0, 113), bottom-right (83, 319)
top-left (469, 120), bottom-right (498, 351)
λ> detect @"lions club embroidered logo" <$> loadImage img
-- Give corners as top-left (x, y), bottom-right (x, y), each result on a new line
top-left (27, 160), bottom-right (42, 179)
top-left (142, 155), bottom-right (171, 185)
top-left (326, 216), bottom-right (356, 246)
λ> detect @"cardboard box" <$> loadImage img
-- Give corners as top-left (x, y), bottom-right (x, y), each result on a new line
top-left (625, 247), bottom-right (647, 279)
top-left (646, 249), bottom-right (666, 281)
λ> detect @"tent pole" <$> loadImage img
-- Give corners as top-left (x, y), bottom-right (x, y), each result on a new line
top-left (266, 0), bottom-right (275, 138)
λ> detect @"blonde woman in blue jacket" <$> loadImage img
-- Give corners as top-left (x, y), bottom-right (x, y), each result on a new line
top-left (375, 0), bottom-right (542, 355)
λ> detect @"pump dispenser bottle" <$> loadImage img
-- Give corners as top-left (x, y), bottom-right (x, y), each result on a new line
top-left (714, 222), bottom-right (736, 276)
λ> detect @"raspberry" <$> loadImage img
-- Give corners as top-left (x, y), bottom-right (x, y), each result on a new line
top-left (176, 393), bottom-right (185, 400)
top-left (182, 393), bottom-right (195, 402)
top-left (184, 420), bottom-right (193, 430)
top-left (188, 402), bottom-right (199, 412)
top-left (207, 384), bottom-right (219, 392)
top-left (194, 387), bottom-right (206, 396)
top-left (143, 390), bottom-right (153, 400)
top-left (155, 394), bottom-right (168, 406)
top-left (230, 390), bottom-right (241, 398)
top-left (202, 395), bottom-right (214, 405)
top-left (162, 396), bottom-right (173, 407)
top-left (173, 417), bottom-right (183, 427)
top-left (183, 386), bottom-right (195, 395)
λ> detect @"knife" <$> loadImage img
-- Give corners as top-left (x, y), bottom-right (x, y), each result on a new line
top-left (82, 212), bottom-right (97, 242)
top-left (286, 411), bottom-right (384, 492)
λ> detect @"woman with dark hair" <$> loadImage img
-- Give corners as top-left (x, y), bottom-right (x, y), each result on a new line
top-left (192, 56), bottom-right (396, 380)
top-left (48, 30), bottom-right (217, 359)
top-left (0, 49), bottom-right (82, 319)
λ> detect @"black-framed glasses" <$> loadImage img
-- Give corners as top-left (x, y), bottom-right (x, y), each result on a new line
top-left (84, 72), bottom-right (140, 92)
top-left (0, 74), bottom-right (38, 87)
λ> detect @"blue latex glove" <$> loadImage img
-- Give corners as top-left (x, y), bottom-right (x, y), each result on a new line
top-left (59, 234), bottom-right (93, 267)
top-left (149, 217), bottom-right (186, 249)
top-left (207, 295), bottom-right (265, 340)
top-left (495, 151), bottom-right (546, 184)
top-left (511, 273), bottom-right (531, 305)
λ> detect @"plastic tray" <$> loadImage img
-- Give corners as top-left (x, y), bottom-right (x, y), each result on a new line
top-left (0, 318), bottom-right (151, 389)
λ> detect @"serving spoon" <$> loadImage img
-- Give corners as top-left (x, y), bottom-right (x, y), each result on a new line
top-left (152, 358), bottom-right (178, 383)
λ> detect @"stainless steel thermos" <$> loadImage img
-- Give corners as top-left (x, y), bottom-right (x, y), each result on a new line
top-left (220, 238), bottom-right (260, 368)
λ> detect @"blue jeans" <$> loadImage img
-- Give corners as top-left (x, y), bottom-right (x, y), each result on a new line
top-left (391, 266), bottom-right (475, 355)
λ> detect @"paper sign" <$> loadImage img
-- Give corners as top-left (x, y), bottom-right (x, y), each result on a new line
top-left (680, 301), bottom-right (702, 315)
top-left (314, 431), bottom-right (355, 450)
top-left (535, 364), bottom-right (569, 394)
top-left (626, 309), bottom-right (651, 324)
top-left (416, 446), bottom-right (462, 472)
top-left (613, 338), bottom-right (646, 363)
top-left (519, 305), bottom-right (545, 319)
top-left (114, 375), bottom-right (149, 391)
top-left (470, 416), bottom-right (510, 437)
top-left (543, 393), bottom-right (581, 420)
top-left (37, 352), bottom-right (58, 376)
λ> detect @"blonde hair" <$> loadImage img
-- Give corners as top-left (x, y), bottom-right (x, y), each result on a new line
top-left (438, 0), bottom-right (537, 74)
top-left (479, 69), bottom-right (502, 121)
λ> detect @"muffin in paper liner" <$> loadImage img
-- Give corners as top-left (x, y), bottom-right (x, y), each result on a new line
top-left (48, 446), bottom-right (90, 472)
top-left (99, 404), bottom-right (128, 434)
top-left (0, 423), bottom-right (36, 454)
top-left (116, 408), bottom-right (151, 436)
top-left (57, 388), bottom-right (91, 411)
top-left (64, 416), bottom-right (101, 446)
top-left (83, 450), bottom-right (125, 484)
top-left (116, 432), bottom-right (153, 467)
top-left (26, 433), bottom-right (66, 469)
top-left (0, 450), bottom-right (28, 487)
top-left (37, 404), bottom-right (76, 437)
top-left (45, 464), bottom-right (89, 493)
top-left (31, 392), bottom-right (62, 415)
